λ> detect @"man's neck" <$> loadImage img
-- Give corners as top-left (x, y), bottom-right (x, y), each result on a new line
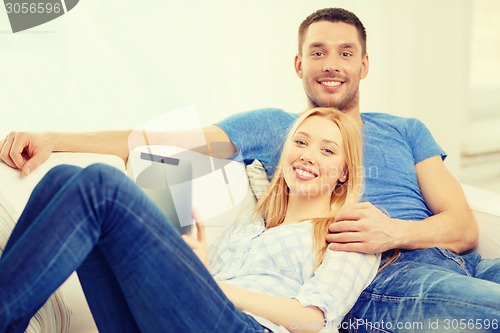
top-left (304, 105), bottom-right (363, 126)
top-left (340, 107), bottom-right (363, 126)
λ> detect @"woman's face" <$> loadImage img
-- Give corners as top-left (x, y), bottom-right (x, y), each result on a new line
top-left (283, 115), bottom-right (347, 200)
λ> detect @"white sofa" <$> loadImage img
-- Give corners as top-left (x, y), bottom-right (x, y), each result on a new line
top-left (0, 151), bottom-right (499, 333)
top-left (0, 153), bottom-right (128, 333)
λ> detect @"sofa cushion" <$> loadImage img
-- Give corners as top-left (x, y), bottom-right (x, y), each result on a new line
top-left (245, 159), bottom-right (270, 201)
top-left (0, 188), bottom-right (71, 333)
top-left (462, 184), bottom-right (500, 259)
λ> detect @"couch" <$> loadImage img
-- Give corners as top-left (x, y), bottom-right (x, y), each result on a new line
top-left (0, 150), bottom-right (499, 333)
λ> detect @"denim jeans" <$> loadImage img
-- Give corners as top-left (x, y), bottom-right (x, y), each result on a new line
top-left (342, 248), bottom-right (500, 333)
top-left (0, 164), bottom-right (270, 333)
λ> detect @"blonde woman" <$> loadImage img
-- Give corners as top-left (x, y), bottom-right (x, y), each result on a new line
top-left (0, 108), bottom-right (379, 333)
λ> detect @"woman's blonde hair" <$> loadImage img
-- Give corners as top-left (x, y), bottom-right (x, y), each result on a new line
top-left (255, 108), bottom-right (364, 268)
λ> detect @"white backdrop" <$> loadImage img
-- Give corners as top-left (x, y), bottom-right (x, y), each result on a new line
top-left (0, 0), bottom-right (481, 174)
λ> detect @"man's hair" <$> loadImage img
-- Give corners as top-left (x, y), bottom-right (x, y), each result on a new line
top-left (298, 7), bottom-right (367, 55)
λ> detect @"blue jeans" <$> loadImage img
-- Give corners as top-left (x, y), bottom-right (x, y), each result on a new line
top-left (342, 248), bottom-right (500, 332)
top-left (0, 164), bottom-right (269, 333)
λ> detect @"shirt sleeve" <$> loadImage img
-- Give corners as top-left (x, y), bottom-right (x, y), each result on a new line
top-left (405, 118), bottom-right (446, 164)
top-left (214, 108), bottom-right (297, 177)
top-left (293, 250), bottom-right (381, 330)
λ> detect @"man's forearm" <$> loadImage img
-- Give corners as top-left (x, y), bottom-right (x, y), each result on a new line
top-left (45, 125), bottom-right (237, 164)
top-left (394, 210), bottom-right (478, 253)
top-left (46, 131), bottom-right (131, 162)
top-left (1, 125), bottom-right (236, 175)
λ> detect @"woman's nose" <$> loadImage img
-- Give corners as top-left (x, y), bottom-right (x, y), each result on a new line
top-left (300, 153), bottom-right (315, 164)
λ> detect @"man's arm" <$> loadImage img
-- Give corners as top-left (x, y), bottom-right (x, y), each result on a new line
top-left (0, 126), bottom-right (235, 176)
top-left (327, 155), bottom-right (478, 254)
top-left (409, 155), bottom-right (478, 252)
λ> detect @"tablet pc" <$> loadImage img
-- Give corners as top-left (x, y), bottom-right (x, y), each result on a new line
top-left (135, 153), bottom-right (193, 234)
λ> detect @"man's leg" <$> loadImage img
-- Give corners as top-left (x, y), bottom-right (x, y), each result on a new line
top-left (475, 257), bottom-right (500, 284)
top-left (344, 248), bottom-right (500, 333)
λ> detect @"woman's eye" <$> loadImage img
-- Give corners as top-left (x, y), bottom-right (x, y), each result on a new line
top-left (323, 148), bottom-right (334, 154)
top-left (295, 140), bottom-right (307, 146)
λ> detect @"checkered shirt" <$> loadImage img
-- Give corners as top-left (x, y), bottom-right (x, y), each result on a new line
top-left (209, 216), bottom-right (380, 332)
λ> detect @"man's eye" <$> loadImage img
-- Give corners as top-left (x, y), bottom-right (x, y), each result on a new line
top-left (341, 52), bottom-right (353, 57)
top-left (312, 51), bottom-right (324, 57)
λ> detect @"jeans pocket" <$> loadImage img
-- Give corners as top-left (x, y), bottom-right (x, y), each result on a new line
top-left (435, 247), bottom-right (469, 273)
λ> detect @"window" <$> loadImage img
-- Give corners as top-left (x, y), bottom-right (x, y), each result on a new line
top-left (469, 0), bottom-right (500, 120)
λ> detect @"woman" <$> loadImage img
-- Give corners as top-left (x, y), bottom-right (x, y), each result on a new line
top-left (0, 108), bottom-right (379, 333)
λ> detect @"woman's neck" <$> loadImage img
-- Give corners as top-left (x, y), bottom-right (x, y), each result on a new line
top-left (282, 194), bottom-right (332, 225)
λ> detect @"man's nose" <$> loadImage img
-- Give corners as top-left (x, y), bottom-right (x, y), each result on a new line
top-left (322, 54), bottom-right (341, 73)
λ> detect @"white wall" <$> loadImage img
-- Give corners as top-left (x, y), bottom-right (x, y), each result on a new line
top-left (0, 0), bottom-right (476, 175)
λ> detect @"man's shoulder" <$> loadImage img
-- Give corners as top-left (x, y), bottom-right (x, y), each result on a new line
top-left (219, 107), bottom-right (298, 124)
top-left (215, 107), bottom-right (298, 146)
top-left (362, 112), bottom-right (409, 122)
top-left (241, 107), bottom-right (298, 121)
top-left (361, 112), bottom-right (423, 129)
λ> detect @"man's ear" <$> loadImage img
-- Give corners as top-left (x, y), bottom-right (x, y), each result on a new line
top-left (294, 54), bottom-right (303, 79)
top-left (360, 53), bottom-right (369, 80)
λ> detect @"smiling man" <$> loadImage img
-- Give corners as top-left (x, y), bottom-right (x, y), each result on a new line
top-left (1, 7), bottom-right (500, 333)
top-left (296, 19), bottom-right (368, 115)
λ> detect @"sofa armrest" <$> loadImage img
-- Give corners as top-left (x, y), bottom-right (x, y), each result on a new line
top-left (0, 152), bottom-right (125, 333)
top-left (0, 153), bottom-right (125, 219)
top-left (461, 183), bottom-right (500, 259)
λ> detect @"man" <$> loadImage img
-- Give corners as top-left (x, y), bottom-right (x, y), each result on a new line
top-left (1, 7), bottom-right (499, 332)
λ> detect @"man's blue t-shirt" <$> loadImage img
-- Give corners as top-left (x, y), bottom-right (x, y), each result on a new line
top-left (215, 108), bottom-right (445, 221)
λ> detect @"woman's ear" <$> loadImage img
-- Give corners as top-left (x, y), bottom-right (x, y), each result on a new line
top-left (338, 170), bottom-right (348, 184)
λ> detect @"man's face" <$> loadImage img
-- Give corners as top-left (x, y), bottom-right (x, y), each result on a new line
top-left (295, 21), bottom-right (369, 112)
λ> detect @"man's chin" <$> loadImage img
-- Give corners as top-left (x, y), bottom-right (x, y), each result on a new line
top-left (311, 98), bottom-right (342, 110)
top-left (310, 94), bottom-right (358, 112)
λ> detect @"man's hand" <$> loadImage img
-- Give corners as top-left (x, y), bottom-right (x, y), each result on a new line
top-left (326, 202), bottom-right (401, 254)
top-left (0, 132), bottom-right (53, 176)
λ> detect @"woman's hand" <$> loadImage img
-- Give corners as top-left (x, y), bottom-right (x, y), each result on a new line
top-left (182, 210), bottom-right (210, 270)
